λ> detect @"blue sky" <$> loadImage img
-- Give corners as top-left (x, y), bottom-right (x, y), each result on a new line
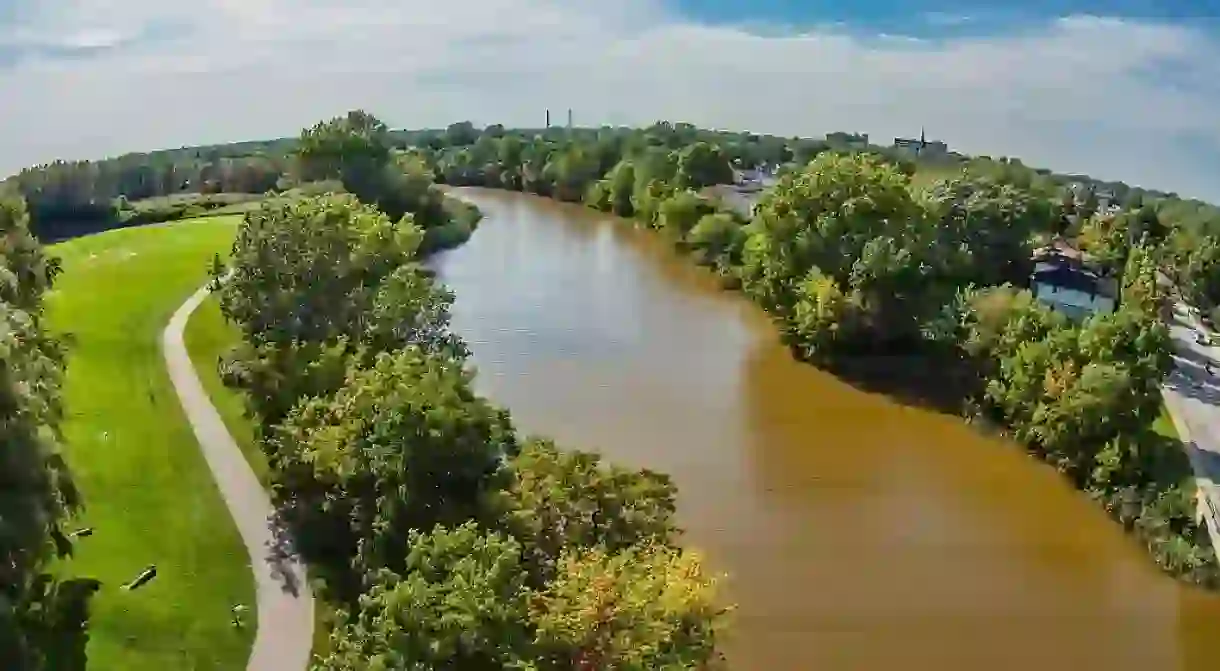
top-left (669, 0), bottom-right (1219, 30)
top-left (1, 0), bottom-right (1219, 202)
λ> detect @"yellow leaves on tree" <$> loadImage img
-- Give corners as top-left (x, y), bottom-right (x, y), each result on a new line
top-left (530, 543), bottom-right (729, 670)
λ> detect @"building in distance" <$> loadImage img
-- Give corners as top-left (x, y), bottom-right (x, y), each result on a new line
top-left (893, 129), bottom-right (948, 158)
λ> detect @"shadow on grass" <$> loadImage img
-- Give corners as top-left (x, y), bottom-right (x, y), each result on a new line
top-left (265, 511), bottom-right (304, 598)
top-left (40, 577), bottom-right (101, 671)
top-left (1141, 431), bottom-right (1198, 487)
top-left (35, 217), bottom-right (134, 244)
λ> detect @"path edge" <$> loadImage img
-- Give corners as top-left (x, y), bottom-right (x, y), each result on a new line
top-left (161, 280), bottom-right (315, 671)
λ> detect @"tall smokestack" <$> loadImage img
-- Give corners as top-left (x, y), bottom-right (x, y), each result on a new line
top-left (567, 108), bottom-right (573, 129)
top-left (545, 110), bottom-right (550, 128)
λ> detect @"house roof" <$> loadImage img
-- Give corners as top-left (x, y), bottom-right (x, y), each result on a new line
top-left (1032, 264), bottom-right (1116, 298)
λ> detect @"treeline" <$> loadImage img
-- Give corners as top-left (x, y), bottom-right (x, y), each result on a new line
top-left (4, 151), bottom-right (288, 239)
top-left (210, 114), bottom-right (729, 668)
top-left (417, 120), bottom-right (1220, 319)
top-left (0, 198), bottom-right (94, 668)
top-left (418, 125), bottom-right (1220, 586)
top-left (13, 115), bottom-right (1220, 245)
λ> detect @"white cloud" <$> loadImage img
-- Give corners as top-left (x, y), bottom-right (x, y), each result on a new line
top-left (1, 0), bottom-right (1218, 200)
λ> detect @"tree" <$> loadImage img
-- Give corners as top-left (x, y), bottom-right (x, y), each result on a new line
top-left (674, 142), bottom-right (734, 190)
top-left (296, 111), bottom-right (460, 227)
top-left (1079, 186), bottom-right (1100, 220)
top-left (1078, 211), bottom-right (1131, 276)
top-left (315, 523), bottom-right (531, 671)
top-left (630, 178), bottom-right (676, 227)
top-left (543, 146), bottom-right (602, 203)
top-left (268, 348), bottom-right (516, 591)
top-left (219, 337), bottom-right (355, 436)
top-left (1053, 189), bottom-right (1076, 236)
top-left (740, 152), bottom-right (918, 315)
top-left (213, 194), bottom-right (466, 434)
top-left (215, 194), bottom-right (422, 346)
top-left (494, 439), bottom-right (678, 583)
top-left (296, 110), bottom-right (391, 188)
top-left (445, 121), bottom-right (479, 147)
top-left (317, 526), bottom-right (730, 671)
top-left (918, 177), bottom-right (1047, 287)
top-left (1176, 234), bottom-right (1220, 309)
top-left (363, 264), bottom-right (468, 362)
top-left (529, 543), bottom-right (728, 670)
top-left (687, 212), bottom-right (747, 266)
top-left (601, 161), bottom-right (636, 216)
top-left (786, 267), bottom-right (856, 360)
top-left (845, 234), bottom-right (930, 344)
top-left (496, 136), bottom-right (525, 190)
top-left (656, 190), bottom-right (716, 236)
top-left (1132, 204), bottom-right (1167, 245)
top-left (0, 196), bottom-right (80, 668)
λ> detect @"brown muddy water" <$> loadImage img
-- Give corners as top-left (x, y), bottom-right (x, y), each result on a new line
top-left (432, 188), bottom-right (1220, 670)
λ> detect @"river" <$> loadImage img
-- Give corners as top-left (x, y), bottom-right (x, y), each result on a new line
top-left (432, 188), bottom-right (1220, 669)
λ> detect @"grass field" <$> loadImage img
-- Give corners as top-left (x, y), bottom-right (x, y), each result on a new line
top-left (46, 216), bottom-right (253, 671)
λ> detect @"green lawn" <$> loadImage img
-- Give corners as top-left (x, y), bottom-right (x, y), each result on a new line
top-left (46, 216), bottom-right (253, 671)
top-left (1155, 402), bottom-right (1181, 441)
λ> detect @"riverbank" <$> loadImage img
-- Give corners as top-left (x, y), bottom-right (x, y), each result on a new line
top-left (429, 188), bottom-right (1220, 670)
top-left (445, 181), bottom-right (1220, 589)
top-left (181, 192), bottom-right (481, 662)
top-left (203, 186), bottom-right (730, 668)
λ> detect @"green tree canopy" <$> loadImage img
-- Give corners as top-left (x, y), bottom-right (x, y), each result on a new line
top-left (493, 439), bottom-right (679, 583)
top-left (674, 142), bottom-right (734, 190)
top-left (0, 196), bottom-right (78, 667)
top-left (270, 348), bottom-right (515, 590)
top-left (315, 523), bottom-right (531, 671)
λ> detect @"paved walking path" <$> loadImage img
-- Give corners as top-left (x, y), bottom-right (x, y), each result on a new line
top-left (1160, 301), bottom-right (1220, 560)
top-left (163, 282), bottom-right (314, 670)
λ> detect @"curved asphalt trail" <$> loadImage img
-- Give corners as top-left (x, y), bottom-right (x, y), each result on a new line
top-left (162, 281), bottom-right (315, 670)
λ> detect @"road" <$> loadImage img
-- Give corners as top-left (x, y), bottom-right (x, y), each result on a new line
top-left (162, 282), bottom-right (315, 671)
top-left (1160, 300), bottom-right (1220, 559)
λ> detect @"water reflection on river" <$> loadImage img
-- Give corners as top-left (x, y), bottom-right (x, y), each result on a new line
top-left (433, 188), bottom-right (1220, 669)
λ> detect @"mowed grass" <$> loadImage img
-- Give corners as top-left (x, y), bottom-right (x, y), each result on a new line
top-left (46, 216), bottom-right (253, 671)
top-left (1154, 403), bottom-right (1181, 441)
